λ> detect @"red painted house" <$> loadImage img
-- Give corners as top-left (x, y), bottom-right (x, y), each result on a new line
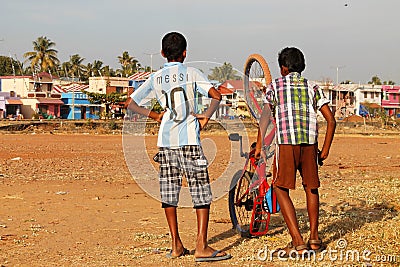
top-left (381, 85), bottom-right (400, 117)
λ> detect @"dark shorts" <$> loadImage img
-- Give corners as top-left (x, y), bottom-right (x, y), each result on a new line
top-left (157, 145), bottom-right (212, 207)
top-left (273, 144), bottom-right (320, 190)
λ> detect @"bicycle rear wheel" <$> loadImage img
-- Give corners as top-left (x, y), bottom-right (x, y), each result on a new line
top-left (228, 170), bottom-right (257, 237)
top-left (243, 54), bottom-right (272, 122)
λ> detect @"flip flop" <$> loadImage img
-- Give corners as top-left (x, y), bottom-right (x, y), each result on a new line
top-left (165, 248), bottom-right (190, 259)
top-left (272, 242), bottom-right (309, 258)
top-left (307, 239), bottom-right (326, 253)
top-left (195, 250), bottom-right (232, 262)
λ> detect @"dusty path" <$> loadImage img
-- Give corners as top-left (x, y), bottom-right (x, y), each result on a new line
top-left (0, 133), bottom-right (399, 266)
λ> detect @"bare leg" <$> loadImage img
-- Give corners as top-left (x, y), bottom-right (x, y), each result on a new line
top-left (275, 186), bottom-right (305, 247)
top-left (304, 186), bottom-right (320, 249)
top-left (164, 207), bottom-right (185, 257)
top-left (194, 207), bottom-right (227, 258)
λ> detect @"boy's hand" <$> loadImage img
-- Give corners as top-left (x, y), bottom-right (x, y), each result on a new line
top-left (254, 144), bottom-right (267, 163)
top-left (192, 113), bottom-right (210, 130)
top-left (154, 111), bottom-right (166, 123)
top-left (254, 144), bottom-right (262, 160)
top-left (318, 149), bottom-right (328, 166)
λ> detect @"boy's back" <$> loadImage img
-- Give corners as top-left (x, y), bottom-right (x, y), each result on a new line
top-left (266, 72), bottom-right (329, 145)
top-left (256, 47), bottom-right (336, 257)
top-left (127, 32), bottom-right (230, 262)
top-left (132, 62), bottom-right (213, 147)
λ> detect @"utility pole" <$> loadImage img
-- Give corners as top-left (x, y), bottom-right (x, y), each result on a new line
top-left (144, 52), bottom-right (158, 73)
top-left (331, 65), bottom-right (345, 114)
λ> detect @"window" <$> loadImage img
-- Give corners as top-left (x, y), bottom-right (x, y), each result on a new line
top-left (371, 92), bottom-right (374, 99)
top-left (375, 92), bottom-right (380, 98)
top-left (364, 92), bottom-right (368, 99)
top-left (384, 93), bottom-right (389, 100)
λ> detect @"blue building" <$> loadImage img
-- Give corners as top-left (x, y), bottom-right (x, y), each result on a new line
top-left (61, 92), bottom-right (101, 120)
top-left (128, 72), bottom-right (151, 91)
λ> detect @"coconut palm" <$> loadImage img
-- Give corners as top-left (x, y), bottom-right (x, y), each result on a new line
top-left (85, 60), bottom-right (105, 78)
top-left (208, 62), bottom-right (240, 83)
top-left (102, 65), bottom-right (116, 77)
top-left (23, 36), bottom-right (60, 72)
top-left (67, 54), bottom-right (86, 80)
top-left (117, 51), bottom-right (138, 77)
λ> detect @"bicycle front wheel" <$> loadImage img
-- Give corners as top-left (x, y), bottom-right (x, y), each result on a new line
top-left (228, 170), bottom-right (256, 237)
top-left (243, 54), bottom-right (272, 122)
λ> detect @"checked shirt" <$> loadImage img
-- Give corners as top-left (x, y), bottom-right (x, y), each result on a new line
top-left (263, 72), bottom-right (330, 145)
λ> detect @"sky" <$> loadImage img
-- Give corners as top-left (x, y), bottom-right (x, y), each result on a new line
top-left (1, 0), bottom-right (399, 84)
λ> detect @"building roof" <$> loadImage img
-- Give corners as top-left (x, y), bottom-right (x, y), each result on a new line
top-left (37, 98), bottom-right (64, 105)
top-left (128, 72), bottom-right (151, 81)
top-left (221, 80), bottom-right (244, 90)
top-left (35, 72), bottom-right (59, 80)
top-left (6, 99), bottom-right (23, 105)
top-left (218, 85), bottom-right (234, 95)
top-left (333, 84), bottom-right (359, 92)
top-left (0, 75), bottom-right (32, 79)
top-left (53, 84), bottom-right (89, 93)
top-left (361, 102), bottom-right (381, 109)
top-left (382, 85), bottom-right (400, 92)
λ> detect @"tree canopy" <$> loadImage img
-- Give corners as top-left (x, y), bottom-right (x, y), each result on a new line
top-left (0, 56), bottom-right (23, 76)
top-left (23, 36), bottom-right (60, 72)
top-left (84, 91), bottom-right (127, 105)
top-left (368, 75), bottom-right (382, 85)
top-left (208, 62), bottom-right (240, 83)
top-left (116, 51), bottom-right (138, 77)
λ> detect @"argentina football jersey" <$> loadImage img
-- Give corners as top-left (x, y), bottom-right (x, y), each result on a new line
top-left (131, 62), bottom-right (212, 148)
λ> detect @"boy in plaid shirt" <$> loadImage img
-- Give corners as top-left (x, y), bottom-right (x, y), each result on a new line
top-left (255, 47), bottom-right (336, 257)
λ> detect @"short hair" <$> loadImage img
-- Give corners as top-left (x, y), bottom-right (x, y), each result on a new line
top-left (162, 32), bottom-right (187, 61)
top-left (278, 47), bottom-right (306, 73)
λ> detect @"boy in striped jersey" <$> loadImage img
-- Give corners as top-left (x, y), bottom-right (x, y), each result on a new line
top-left (255, 47), bottom-right (336, 257)
top-left (128, 32), bottom-right (231, 262)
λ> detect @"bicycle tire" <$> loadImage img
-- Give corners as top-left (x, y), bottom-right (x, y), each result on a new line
top-left (228, 170), bottom-right (258, 237)
top-left (243, 54), bottom-right (272, 122)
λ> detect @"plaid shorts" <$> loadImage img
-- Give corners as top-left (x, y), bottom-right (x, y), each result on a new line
top-left (156, 145), bottom-right (212, 207)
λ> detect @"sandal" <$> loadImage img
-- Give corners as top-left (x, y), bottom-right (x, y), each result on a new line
top-left (307, 239), bottom-right (326, 253)
top-left (272, 242), bottom-right (308, 258)
top-left (166, 248), bottom-right (190, 259)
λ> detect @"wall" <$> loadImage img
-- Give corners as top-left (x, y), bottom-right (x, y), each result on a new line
top-left (0, 77), bottom-right (31, 97)
top-left (21, 98), bottom-right (38, 119)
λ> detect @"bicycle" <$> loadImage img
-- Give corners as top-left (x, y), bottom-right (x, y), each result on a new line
top-left (228, 54), bottom-right (276, 237)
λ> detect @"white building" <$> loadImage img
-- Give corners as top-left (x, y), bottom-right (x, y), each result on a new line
top-left (88, 77), bottom-right (130, 94)
top-left (317, 82), bottom-right (382, 118)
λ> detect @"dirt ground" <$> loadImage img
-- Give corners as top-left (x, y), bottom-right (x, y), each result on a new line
top-left (0, 130), bottom-right (399, 266)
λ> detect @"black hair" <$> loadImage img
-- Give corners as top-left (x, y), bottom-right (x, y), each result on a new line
top-left (278, 47), bottom-right (306, 73)
top-left (162, 32), bottom-right (187, 62)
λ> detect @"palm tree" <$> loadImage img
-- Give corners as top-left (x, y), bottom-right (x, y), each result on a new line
top-left (85, 60), bottom-right (104, 78)
top-left (208, 62), bottom-right (240, 83)
top-left (23, 36), bottom-right (60, 73)
top-left (102, 65), bottom-right (116, 77)
top-left (368, 75), bottom-right (382, 85)
top-left (61, 61), bottom-right (71, 78)
top-left (67, 54), bottom-right (86, 80)
top-left (117, 51), bottom-right (138, 77)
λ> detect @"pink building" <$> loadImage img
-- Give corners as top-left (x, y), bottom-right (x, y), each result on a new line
top-left (382, 85), bottom-right (400, 117)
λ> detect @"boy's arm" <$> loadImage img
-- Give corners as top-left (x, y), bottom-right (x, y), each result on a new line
top-left (127, 98), bottom-right (165, 123)
top-left (192, 87), bottom-right (221, 130)
top-left (319, 104), bottom-right (336, 161)
top-left (255, 103), bottom-right (272, 159)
